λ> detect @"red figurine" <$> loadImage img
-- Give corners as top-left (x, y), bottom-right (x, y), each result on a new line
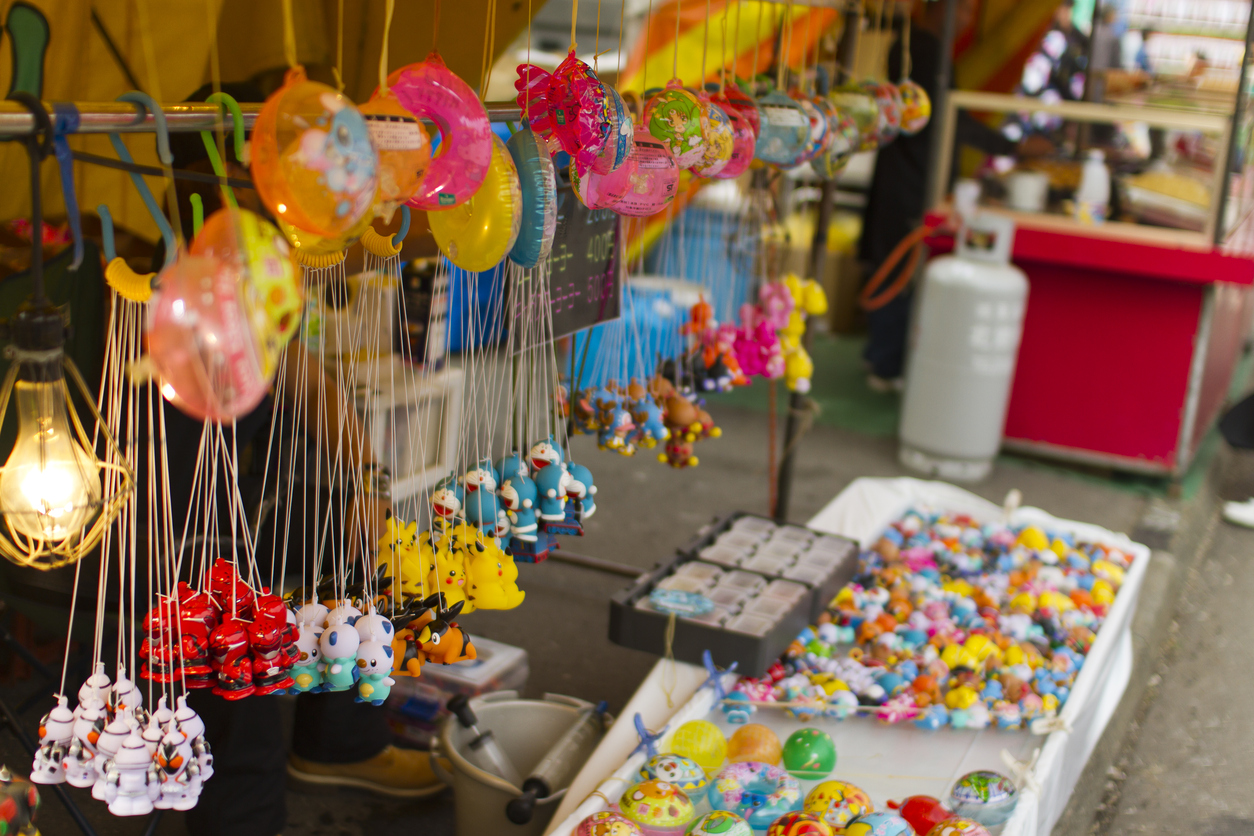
top-left (209, 620), bottom-right (255, 700)
top-left (248, 616), bottom-right (295, 696)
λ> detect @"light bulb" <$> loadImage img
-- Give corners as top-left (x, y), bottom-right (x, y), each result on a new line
top-left (0, 379), bottom-right (101, 542)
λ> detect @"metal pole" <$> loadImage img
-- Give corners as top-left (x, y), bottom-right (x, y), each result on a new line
top-left (548, 549), bottom-right (644, 577)
top-left (773, 177), bottom-right (835, 523)
top-left (1216, 3), bottom-right (1254, 245)
top-left (925, 0), bottom-right (959, 209)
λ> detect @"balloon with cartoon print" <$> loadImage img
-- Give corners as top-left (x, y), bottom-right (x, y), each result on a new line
top-left (947, 771), bottom-right (1018, 827)
top-left (691, 93), bottom-right (734, 176)
top-left (925, 818), bottom-right (992, 836)
top-left (896, 79), bottom-right (931, 135)
top-left (804, 781), bottom-right (874, 830)
top-left (766, 812), bottom-right (833, 836)
top-left (686, 810), bottom-right (753, 836)
top-left (639, 753), bottom-right (709, 794)
top-left (577, 810), bottom-right (644, 836)
top-left (843, 813), bottom-right (914, 836)
top-left (620, 779), bottom-right (697, 831)
top-left (251, 66), bottom-right (378, 238)
top-left (645, 81), bottom-right (707, 167)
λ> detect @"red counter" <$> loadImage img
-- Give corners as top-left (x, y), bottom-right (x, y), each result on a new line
top-left (924, 211), bottom-right (1254, 476)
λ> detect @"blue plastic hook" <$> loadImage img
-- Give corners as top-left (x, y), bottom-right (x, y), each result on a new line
top-left (98, 204), bottom-right (117, 262)
top-left (630, 713), bottom-right (667, 760)
top-left (700, 649), bottom-right (737, 704)
top-left (110, 91), bottom-right (176, 265)
top-left (396, 205), bottom-right (411, 244)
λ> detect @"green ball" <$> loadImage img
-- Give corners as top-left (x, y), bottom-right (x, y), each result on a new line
top-left (782, 727), bottom-right (837, 779)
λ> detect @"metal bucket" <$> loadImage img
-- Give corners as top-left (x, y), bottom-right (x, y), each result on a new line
top-left (430, 692), bottom-right (606, 836)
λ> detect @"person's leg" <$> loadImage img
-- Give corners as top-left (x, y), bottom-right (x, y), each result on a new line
top-left (286, 689), bottom-right (447, 798)
top-left (863, 286), bottom-right (913, 383)
top-left (184, 690), bottom-right (287, 836)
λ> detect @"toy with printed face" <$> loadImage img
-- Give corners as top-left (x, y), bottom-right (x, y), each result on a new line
top-left (597, 406), bottom-right (637, 455)
top-left (529, 437), bottom-right (564, 472)
top-left (462, 459), bottom-right (505, 531)
top-left (249, 616), bottom-right (295, 696)
top-left (535, 461), bottom-right (571, 521)
top-left (65, 694), bottom-right (106, 788)
top-left (390, 593), bottom-right (445, 676)
top-left (499, 474), bottom-right (539, 542)
top-left (417, 600), bottom-right (477, 665)
top-left (565, 462), bottom-right (597, 519)
top-left (466, 544), bottom-right (526, 610)
top-left (31, 695), bottom-right (74, 785)
top-left (209, 621), bottom-right (255, 700)
top-left (172, 696), bottom-right (213, 782)
top-left (571, 389), bottom-right (601, 434)
top-left (101, 731), bottom-right (160, 816)
top-left (630, 397), bottom-right (669, 448)
top-left (205, 558), bottom-right (255, 620)
top-left (427, 545), bottom-right (469, 609)
top-left (140, 604), bottom-right (181, 684)
top-left (289, 623), bottom-right (325, 693)
top-left (431, 475), bottom-right (464, 526)
top-left (93, 710), bottom-right (134, 799)
top-left (319, 623), bottom-right (362, 691)
top-left (154, 722), bottom-right (201, 810)
top-left (497, 453), bottom-right (529, 486)
top-left (354, 636), bottom-right (396, 706)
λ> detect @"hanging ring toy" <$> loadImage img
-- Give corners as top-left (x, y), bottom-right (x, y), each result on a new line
top-left (110, 91), bottom-right (177, 266)
top-left (506, 129), bottom-right (557, 269)
top-left (390, 53), bottom-right (493, 210)
top-left (428, 134), bottom-right (521, 272)
top-left (98, 205), bottom-right (154, 303)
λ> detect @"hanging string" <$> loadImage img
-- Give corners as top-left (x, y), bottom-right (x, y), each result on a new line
top-left (571, 0), bottom-right (579, 52)
top-left (732, 0), bottom-right (742, 86)
top-left (433, 0), bottom-right (442, 54)
top-left (594, 0), bottom-right (602, 72)
top-left (282, 0), bottom-right (298, 69)
top-left (617, 0), bottom-right (625, 78)
top-left (776, 0), bottom-right (791, 90)
top-left (379, 0), bottom-right (395, 92)
top-left (851, 2), bottom-right (863, 77)
top-left (135, 0), bottom-right (182, 243)
top-left (902, 9), bottom-right (912, 80)
top-left (672, 0), bottom-right (682, 81)
top-left (701, 0), bottom-right (711, 84)
top-left (481, 0), bottom-right (498, 100)
top-left (643, 0), bottom-right (654, 92)
top-left (335, 0), bottom-right (345, 91)
top-left (801, 5), bottom-right (811, 93)
top-left (720, 0), bottom-right (729, 91)
top-left (753, 0), bottom-right (764, 89)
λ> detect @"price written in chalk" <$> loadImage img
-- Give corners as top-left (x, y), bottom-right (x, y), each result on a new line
top-left (545, 189), bottom-right (621, 338)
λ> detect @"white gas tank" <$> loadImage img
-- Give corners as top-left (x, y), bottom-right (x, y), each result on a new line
top-left (899, 213), bottom-right (1028, 481)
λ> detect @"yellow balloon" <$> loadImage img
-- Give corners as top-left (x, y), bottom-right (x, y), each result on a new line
top-left (429, 134), bottom-right (521, 272)
top-left (279, 207), bottom-right (375, 258)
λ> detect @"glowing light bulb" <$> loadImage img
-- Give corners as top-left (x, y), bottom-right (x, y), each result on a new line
top-left (0, 379), bottom-right (101, 542)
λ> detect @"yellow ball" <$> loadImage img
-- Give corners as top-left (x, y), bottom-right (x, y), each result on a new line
top-left (669, 720), bottom-right (727, 772)
top-left (1015, 526), bottom-right (1049, 551)
top-left (727, 723), bottom-right (782, 765)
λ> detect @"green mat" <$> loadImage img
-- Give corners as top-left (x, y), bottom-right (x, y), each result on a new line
top-left (706, 332), bottom-right (1253, 500)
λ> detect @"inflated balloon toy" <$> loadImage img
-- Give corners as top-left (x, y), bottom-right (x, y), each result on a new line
top-left (897, 79), bottom-right (932, 135)
top-left (390, 54), bottom-right (493, 210)
top-left (429, 133), bottom-right (521, 271)
top-left (146, 254), bottom-right (271, 422)
top-left (717, 82), bottom-right (761, 138)
top-left (791, 92), bottom-right (830, 166)
top-left (829, 83), bottom-right (881, 151)
top-left (571, 154), bottom-right (633, 211)
top-left (609, 128), bottom-right (680, 217)
top-left (754, 89), bottom-right (810, 166)
top-left (506, 128), bottom-right (557, 269)
top-left (644, 81), bottom-right (707, 168)
top-left (593, 82), bottom-right (635, 175)
top-left (517, 51), bottom-right (609, 174)
top-left (863, 80), bottom-right (902, 147)
top-left (251, 66), bottom-right (378, 238)
top-left (691, 93), bottom-right (735, 177)
top-left (710, 88), bottom-right (757, 180)
top-left (812, 100), bottom-right (859, 179)
top-left (360, 87), bottom-right (432, 221)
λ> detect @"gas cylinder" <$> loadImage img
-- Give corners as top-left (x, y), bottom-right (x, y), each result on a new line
top-left (898, 212), bottom-right (1028, 481)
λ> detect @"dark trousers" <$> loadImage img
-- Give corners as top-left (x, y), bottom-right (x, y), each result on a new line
top-left (184, 688), bottom-right (392, 836)
top-left (862, 285), bottom-right (914, 380)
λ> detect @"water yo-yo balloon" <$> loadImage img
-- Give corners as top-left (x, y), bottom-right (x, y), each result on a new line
top-left (897, 79), bottom-right (932, 135)
top-left (390, 53), bottom-right (493, 210)
top-left (829, 83), bottom-right (880, 151)
top-left (690, 93), bottom-right (735, 177)
top-left (604, 127), bottom-right (680, 217)
top-left (359, 88), bottom-right (431, 220)
top-left (250, 66), bottom-right (378, 239)
top-left (429, 134), bottom-right (521, 272)
top-left (947, 771), bottom-right (1018, 827)
top-left (645, 81), bottom-right (707, 168)
top-left (754, 89), bottom-right (809, 166)
top-left (506, 127), bottom-right (557, 269)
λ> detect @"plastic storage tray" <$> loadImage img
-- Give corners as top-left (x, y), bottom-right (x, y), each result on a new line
top-left (608, 512), bottom-right (857, 676)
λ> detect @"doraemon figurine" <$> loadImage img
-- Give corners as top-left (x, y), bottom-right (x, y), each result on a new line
top-left (431, 473), bottom-right (464, 526)
top-left (631, 397), bottom-right (670, 448)
top-left (597, 406), bottom-right (636, 456)
top-left (462, 459), bottom-right (504, 531)
top-left (31, 694), bottom-right (75, 785)
top-left (565, 462), bottom-right (597, 519)
top-left (319, 623), bottom-right (361, 692)
top-left (354, 635), bottom-right (396, 706)
top-left (528, 436), bottom-right (563, 473)
top-left (496, 452), bottom-right (528, 485)
top-left (534, 461), bottom-right (571, 521)
top-left (500, 474), bottom-right (539, 542)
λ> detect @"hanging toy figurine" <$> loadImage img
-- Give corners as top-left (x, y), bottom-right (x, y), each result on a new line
top-left (64, 691), bottom-right (105, 789)
top-left (465, 542), bottom-right (527, 610)
top-left (430, 474), bottom-right (464, 529)
top-left (31, 695), bottom-right (74, 785)
top-left (499, 473), bottom-right (540, 544)
top-left (319, 621), bottom-right (362, 692)
top-left (354, 630), bottom-right (397, 706)
top-left (415, 601), bottom-right (477, 665)
top-left (289, 622), bottom-right (325, 694)
top-left (154, 721), bottom-right (202, 811)
top-left (461, 459), bottom-right (506, 534)
top-left (565, 462), bottom-right (597, 520)
top-left (0, 767), bottom-right (39, 835)
top-left (172, 696), bottom-right (214, 783)
top-left (101, 730), bottom-right (160, 817)
top-left (778, 273), bottom-right (829, 394)
top-left (209, 620), bottom-right (255, 700)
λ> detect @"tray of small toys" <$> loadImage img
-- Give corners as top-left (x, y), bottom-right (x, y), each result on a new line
top-left (608, 513), bottom-right (858, 676)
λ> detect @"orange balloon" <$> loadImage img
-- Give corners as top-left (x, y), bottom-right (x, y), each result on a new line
top-left (360, 89), bottom-right (431, 221)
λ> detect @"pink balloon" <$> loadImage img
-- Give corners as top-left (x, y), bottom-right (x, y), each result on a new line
top-left (608, 128), bottom-right (680, 217)
top-left (147, 254), bottom-right (270, 422)
top-left (391, 53), bottom-right (493, 210)
top-left (710, 90), bottom-right (756, 180)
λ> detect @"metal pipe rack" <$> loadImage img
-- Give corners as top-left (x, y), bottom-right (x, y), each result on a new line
top-left (0, 100), bottom-right (525, 136)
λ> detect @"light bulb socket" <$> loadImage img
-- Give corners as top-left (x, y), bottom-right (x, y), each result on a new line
top-left (6, 302), bottom-right (67, 353)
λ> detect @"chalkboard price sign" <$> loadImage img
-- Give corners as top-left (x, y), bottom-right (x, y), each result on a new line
top-left (545, 187), bottom-right (621, 339)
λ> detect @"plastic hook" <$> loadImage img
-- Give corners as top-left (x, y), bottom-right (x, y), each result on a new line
top-left (110, 91), bottom-right (176, 266)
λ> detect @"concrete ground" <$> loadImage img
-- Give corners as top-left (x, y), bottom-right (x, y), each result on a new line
top-left (0, 395), bottom-right (1235, 836)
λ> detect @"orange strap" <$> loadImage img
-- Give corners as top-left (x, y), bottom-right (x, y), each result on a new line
top-left (859, 224), bottom-right (937, 312)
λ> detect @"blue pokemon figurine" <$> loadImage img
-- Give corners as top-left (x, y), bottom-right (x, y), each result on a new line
top-left (462, 459), bottom-right (504, 532)
top-left (354, 637), bottom-right (396, 706)
top-left (500, 474), bottom-right (539, 542)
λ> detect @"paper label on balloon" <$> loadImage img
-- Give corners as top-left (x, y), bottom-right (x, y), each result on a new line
top-left (761, 105), bottom-right (807, 127)
top-left (438, 193), bottom-right (456, 206)
top-left (613, 137), bottom-right (678, 215)
top-left (365, 114), bottom-right (427, 150)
